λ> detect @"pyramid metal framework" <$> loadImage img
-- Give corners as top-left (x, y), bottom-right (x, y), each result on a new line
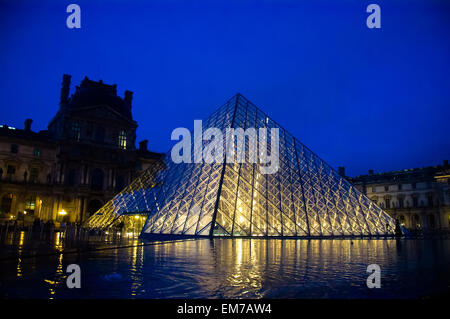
top-left (86, 94), bottom-right (395, 237)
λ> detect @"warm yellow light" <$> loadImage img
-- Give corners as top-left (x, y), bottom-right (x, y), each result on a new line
top-left (58, 209), bottom-right (67, 216)
top-left (23, 211), bottom-right (27, 215)
top-left (239, 215), bottom-right (244, 223)
top-left (134, 215), bottom-right (140, 219)
top-left (10, 215), bottom-right (14, 219)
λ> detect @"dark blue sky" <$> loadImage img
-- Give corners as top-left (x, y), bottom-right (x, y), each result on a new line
top-left (0, 0), bottom-right (449, 176)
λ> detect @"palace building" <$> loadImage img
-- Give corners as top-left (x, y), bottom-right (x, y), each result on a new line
top-left (0, 75), bottom-right (163, 226)
top-left (349, 162), bottom-right (450, 232)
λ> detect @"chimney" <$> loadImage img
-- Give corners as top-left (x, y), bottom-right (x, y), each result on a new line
top-left (24, 119), bottom-right (33, 131)
top-left (124, 90), bottom-right (133, 110)
top-left (60, 74), bottom-right (71, 104)
top-left (139, 140), bottom-right (148, 152)
top-left (338, 166), bottom-right (345, 177)
top-left (368, 169), bottom-right (374, 175)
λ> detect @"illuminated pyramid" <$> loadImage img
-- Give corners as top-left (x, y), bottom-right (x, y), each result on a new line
top-left (86, 94), bottom-right (395, 237)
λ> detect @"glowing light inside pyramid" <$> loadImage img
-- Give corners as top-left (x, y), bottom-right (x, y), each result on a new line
top-left (85, 94), bottom-right (395, 237)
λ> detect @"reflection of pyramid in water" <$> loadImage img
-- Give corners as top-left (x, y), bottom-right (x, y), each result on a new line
top-left (86, 94), bottom-right (395, 237)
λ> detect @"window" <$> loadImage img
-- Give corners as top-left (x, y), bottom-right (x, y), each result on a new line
top-left (33, 148), bottom-right (41, 157)
top-left (398, 198), bottom-right (404, 208)
top-left (71, 122), bottom-right (81, 141)
top-left (25, 195), bottom-right (36, 215)
top-left (7, 165), bottom-right (16, 175)
top-left (118, 130), bottom-right (127, 149)
top-left (67, 169), bottom-right (77, 186)
top-left (91, 168), bottom-right (104, 191)
top-left (413, 214), bottom-right (420, 228)
top-left (372, 187), bottom-right (376, 193)
top-left (86, 122), bottom-right (94, 137)
top-left (384, 185), bottom-right (389, 192)
top-left (29, 167), bottom-right (39, 183)
top-left (413, 197), bottom-right (418, 208)
top-left (428, 215), bottom-right (435, 229)
top-left (385, 198), bottom-right (391, 209)
top-left (412, 182), bottom-right (416, 190)
top-left (10, 144), bottom-right (18, 153)
top-left (427, 195), bottom-right (434, 207)
top-left (95, 126), bottom-right (105, 143)
top-left (115, 175), bottom-right (125, 192)
top-left (0, 194), bottom-right (13, 214)
top-left (398, 184), bottom-right (402, 190)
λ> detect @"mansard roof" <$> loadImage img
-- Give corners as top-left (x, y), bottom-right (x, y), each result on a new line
top-left (66, 76), bottom-right (133, 120)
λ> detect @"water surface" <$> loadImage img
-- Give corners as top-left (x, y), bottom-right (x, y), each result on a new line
top-left (1, 237), bottom-right (449, 298)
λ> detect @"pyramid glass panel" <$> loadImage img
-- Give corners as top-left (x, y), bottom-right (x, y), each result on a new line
top-left (85, 94), bottom-right (395, 237)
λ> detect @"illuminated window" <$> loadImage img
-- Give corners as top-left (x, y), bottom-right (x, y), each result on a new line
top-left (25, 196), bottom-right (36, 215)
top-left (71, 122), bottom-right (81, 141)
top-left (33, 148), bottom-right (41, 157)
top-left (118, 130), bottom-right (127, 149)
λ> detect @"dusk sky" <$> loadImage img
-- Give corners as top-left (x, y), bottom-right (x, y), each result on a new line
top-left (0, 0), bottom-right (449, 177)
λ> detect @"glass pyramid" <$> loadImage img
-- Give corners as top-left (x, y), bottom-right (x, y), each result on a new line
top-left (85, 94), bottom-right (395, 237)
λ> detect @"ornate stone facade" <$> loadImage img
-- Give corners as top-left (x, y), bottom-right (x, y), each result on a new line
top-left (350, 162), bottom-right (450, 232)
top-left (0, 75), bottom-right (163, 226)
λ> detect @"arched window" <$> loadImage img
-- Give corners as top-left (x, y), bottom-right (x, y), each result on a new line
top-left (91, 168), bottom-right (104, 190)
top-left (0, 194), bottom-right (13, 214)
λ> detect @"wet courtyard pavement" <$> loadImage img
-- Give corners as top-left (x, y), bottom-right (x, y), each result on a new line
top-left (1, 232), bottom-right (450, 299)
